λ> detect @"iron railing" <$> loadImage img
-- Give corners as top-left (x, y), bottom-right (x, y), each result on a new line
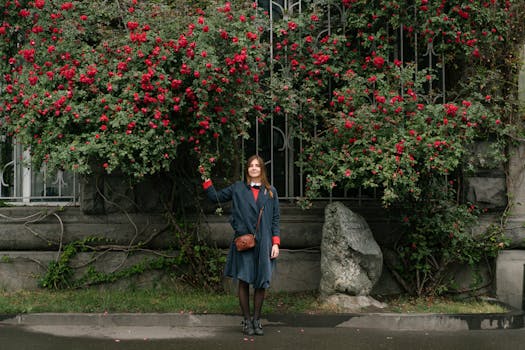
top-left (0, 138), bottom-right (79, 205)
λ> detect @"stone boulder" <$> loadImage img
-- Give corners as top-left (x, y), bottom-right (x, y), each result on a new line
top-left (319, 202), bottom-right (383, 298)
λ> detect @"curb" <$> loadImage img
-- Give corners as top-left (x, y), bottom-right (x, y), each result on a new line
top-left (0, 313), bottom-right (241, 328)
top-left (1, 310), bottom-right (523, 331)
top-left (325, 312), bottom-right (524, 331)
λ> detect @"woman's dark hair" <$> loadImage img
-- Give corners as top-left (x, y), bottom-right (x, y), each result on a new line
top-left (245, 155), bottom-right (273, 198)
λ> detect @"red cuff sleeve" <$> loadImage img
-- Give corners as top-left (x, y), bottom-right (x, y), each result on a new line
top-left (202, 179), bottom-right (213, 190)
top-left (272, 236), bottom-right (281, 246)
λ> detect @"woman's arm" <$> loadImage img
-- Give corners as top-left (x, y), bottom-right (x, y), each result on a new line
top-left (202, 179), bottom-right (234, 203)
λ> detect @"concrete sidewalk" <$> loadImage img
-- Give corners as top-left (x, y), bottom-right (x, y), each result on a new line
top-left (1, 309), bottom-right (523, 332)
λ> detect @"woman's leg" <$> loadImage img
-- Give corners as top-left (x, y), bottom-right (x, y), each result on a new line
top-left (238, 280), bottom-right (254, 335)
top-left (252, 288), bottom-right (266, 335)
top-left (238, 280), bottom-right (251, 320)
top-left (253, 288), bottom-right (265, 320)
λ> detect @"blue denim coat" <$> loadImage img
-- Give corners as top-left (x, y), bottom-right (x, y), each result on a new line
top-left (204, 181), bottom-right (280, 289)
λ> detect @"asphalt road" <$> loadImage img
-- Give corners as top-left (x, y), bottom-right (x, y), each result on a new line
top-left (2, 323), bottom-right (525, 350)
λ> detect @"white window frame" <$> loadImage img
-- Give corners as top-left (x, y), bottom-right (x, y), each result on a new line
top-left (0, 139), bottom-right (79, 206)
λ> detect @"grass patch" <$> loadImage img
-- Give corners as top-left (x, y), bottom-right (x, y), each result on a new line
top-left (0, 286), bottom-right (508, 315)
top-left (0, 287), bottom-right (239, 314)
top-left (379, 295), bottom-right (509, 314)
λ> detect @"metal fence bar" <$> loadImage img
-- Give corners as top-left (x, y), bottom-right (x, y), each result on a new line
top-left (0, 140), bottom-right (80, 204)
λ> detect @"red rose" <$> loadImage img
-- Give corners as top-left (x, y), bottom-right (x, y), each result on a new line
top-left (127, 21), bottom-right (139, 30)
top-left (372, 56), bottom-right (385, 69)
top-left (61, 2), bottom-right (74, 10)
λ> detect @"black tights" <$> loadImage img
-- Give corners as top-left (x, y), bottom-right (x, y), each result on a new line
top-left (238, 280), bottom-right (265, 320)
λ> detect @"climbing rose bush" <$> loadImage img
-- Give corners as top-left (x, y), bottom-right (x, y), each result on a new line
top-left (0, 0), bottom-right (268, 178)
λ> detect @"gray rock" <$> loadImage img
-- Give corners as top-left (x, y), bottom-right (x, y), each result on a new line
top-left (322, 294), bottom-right (386, 312)
top-left (319, 202), bottom-right (383, 297)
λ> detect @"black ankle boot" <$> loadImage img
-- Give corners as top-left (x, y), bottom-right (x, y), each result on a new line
top-left (252, 318), bottom-right (264, 336)
top-left (242, 319), bottom-right (255, 336)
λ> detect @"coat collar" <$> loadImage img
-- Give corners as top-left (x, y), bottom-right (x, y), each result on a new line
top-left (244, 182), bottom-right (269, 211)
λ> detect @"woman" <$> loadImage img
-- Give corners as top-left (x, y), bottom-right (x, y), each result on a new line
top-left (202, 155), bottom-right (281, 336)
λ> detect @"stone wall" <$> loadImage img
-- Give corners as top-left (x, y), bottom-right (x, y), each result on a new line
top-left (0, 202), bottom-right (399, 293)
top-left (0, 202), bottom-right (498, 295)
top-left (464, 142), bottom-right (507, 210)
top-left (495, 43), bottom-right (525, 309)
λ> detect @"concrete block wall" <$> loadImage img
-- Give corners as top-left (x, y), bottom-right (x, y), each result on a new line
top-left (0, 203), bottom-right (403, 293)
top-left (0, 250), bottom-right (321, 292)
top-left (497, 251), bottom-right (525, 310)
top-left (496, 48), bottom-right (525, 309)
top-left (497, 143), bottom-right (525, 309)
